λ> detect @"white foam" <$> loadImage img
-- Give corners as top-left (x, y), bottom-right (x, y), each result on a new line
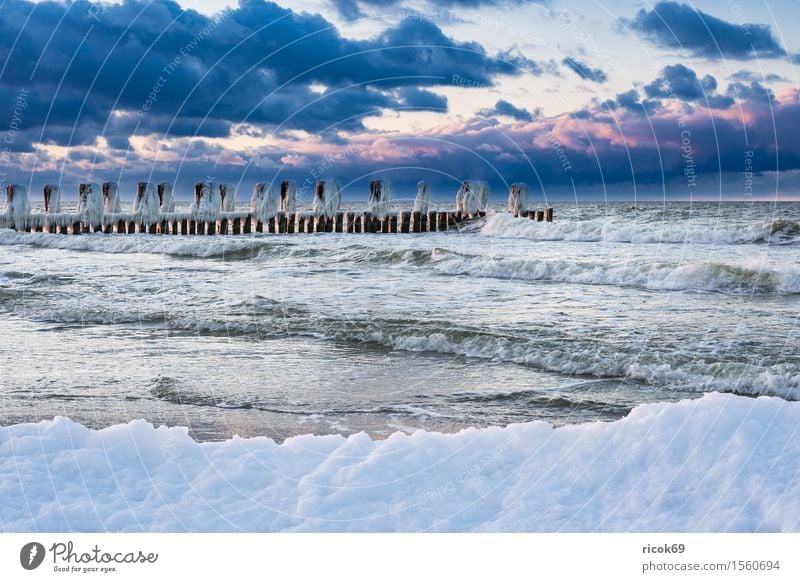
top-left (482, 214), bottom-right (800, 245)
top-left (1, 393), bottom-right (798, 531)
top-left (428, 250), bottom-right (800, 294)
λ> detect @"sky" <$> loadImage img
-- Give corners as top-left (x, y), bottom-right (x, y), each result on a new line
top-left (1, 0), bottom-right (798, 201)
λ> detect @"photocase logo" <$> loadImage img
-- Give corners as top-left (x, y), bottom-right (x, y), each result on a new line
top-left (20, 542), bottom-right (46, 570)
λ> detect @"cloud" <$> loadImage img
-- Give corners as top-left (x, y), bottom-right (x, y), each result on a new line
top-left (329, 0), bottom-right (530, 21)
top-left (729, 70), bottom-right (788, 84)
top-left (0, 0), bottom-right (535, 150)
top-left (479, 99), bottom-right (538, 121)
top-left (562, 57), bottom-right (607, 83)
top-left (625, 1), bottom-right (788, 60)
top-left (643, 64), bottom-right (733, 108)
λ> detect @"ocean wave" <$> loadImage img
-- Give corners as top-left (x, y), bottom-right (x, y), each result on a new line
top-left (481, 214), bottom-right (800, 245)
top-left (427, 250), bottom-right (800, 294)
top-left (0, 229), bottom-right (283, 259)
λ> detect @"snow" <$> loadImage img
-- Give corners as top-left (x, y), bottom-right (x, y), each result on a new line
top-left (1, 393), bottom-right (797, 532)
top-left (413, 181), bottom-right (430, 214)
top-left (367, 180), bottom-right (392, 218)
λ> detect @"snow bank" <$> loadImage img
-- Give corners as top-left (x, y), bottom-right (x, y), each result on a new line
top-left (1, 393), bottom-right (798, 532)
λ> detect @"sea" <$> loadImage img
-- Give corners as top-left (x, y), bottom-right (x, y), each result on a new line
top-left (1, 199), bottom-right (798, 442)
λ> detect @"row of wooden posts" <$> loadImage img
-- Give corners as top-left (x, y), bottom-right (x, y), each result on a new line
top-left (3, 179), bottom-right (554, 235)
top-left (29, 207), bottom-right (554, 236)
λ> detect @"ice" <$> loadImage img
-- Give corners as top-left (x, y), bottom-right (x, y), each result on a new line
top-left (219, 183), bottom-right (236, 212)
top-left (190, 181), bottom-right (221, 219)
top-left (279, 180), bottom-right (297, 213)
top-left (44, 184), bottom-right (61, 213)
top-left (413, 181), bottom-right (430, 214)
top-left (367, 180), bottom-right (392, 218)
top-left (312, 180), bottom-right (341, 218)
top-left (157, 182), bottom-right (175, 213)
top-left (77, 183), bottom-right (103, 227)
top-left (250, 183), bottom-right (278, 221)
top-left (508, 182), bottom-right (529, 217)
top-left (1, 393), bottom-right (797, 532)
top-left (2, 184), bottom-right (30, 227)
top-left (456, 180), bottom-right (489, 216)
top-left (103, 182), bottom-right (121, 213)
top-left (132, 182), bottom-right (160, 224)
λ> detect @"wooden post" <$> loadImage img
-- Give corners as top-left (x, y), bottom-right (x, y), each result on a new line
top-left (286, 213), bottom-right (296, 234)
top-left (399, 211), bottom-right (410, 233)
top-left (219, 218), bottom-right (228, 235)
top-left (232, 217), bottom-right (241, 235)
top-left (71, 221), bottom-right (81, 235)
top-left (256, 220), bottom-right (264, 233)
top-left (546, 207), bottom-right (554, 222)
top-left (205, 221), bottom-right (215, 235)
top-left (334, 212), bottom-right (344, 233)
top-left (103, 222), bottom-right (112, 234)
top-left (426, 210), bottom-right (436, 232)
top-left (536, 210), bottom-right (544, 222)
top-left (410, 211), bottom-right (422, 233)
top-left (388, 213), bottom-right (398, 233)
top-left (267, 216), bottom-right (276, 233)
top-left (242, 216), bottom-right (251, 234)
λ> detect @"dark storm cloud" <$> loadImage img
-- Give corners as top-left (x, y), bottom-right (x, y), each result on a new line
top-left (643, 64), bottom-right (733, 109)
top-left (625, 1), bottom-right (789, 60)
top-left (561, 57), bottom-right (607, 83)
top-left (479, 100), bottom-right (538, 121)
top-left (0, 0), bottom-right (534, 150)
top-left (729, 70), bottom-right (787, 84)
top-left (397, 88), bottom-right (448, 111)
top-left (329, 0), bottom-right (531, 21)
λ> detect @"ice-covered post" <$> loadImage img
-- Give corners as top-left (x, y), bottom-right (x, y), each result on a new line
top-left (77, 183), bottom-right (103, 232)
top-left (312, 180), bottom-right (341, 232)
top-left (250, 183), bottom-right (278, 231)
top-left (508, 183), bottom-right (529, 217)
top-left (413, 181), bottom-right (430, 214)
top-left (103, 182), bottom-right (121, 213)
top-left (43, 184), bottom-right (61, 213)
top-left (368, 180), bottom-right (392, 218)
top-left (220, 183), bottom-right (236, 212)
top-left (190, 181), bottom-right (220, 234)
top-left (133, 182), bottom-right (160, 233)
top-left (456, 180), bottom-right (489, 218)
top-left (280, 180), bottom-right (297, 213)
top-left (158, 182), bottom-right (174, 212)
top-left (3, 184), bottom-right (31, 230)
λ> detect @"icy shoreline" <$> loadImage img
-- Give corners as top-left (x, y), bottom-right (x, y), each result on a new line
top-left (1, 392), bottom-right (798, 532)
